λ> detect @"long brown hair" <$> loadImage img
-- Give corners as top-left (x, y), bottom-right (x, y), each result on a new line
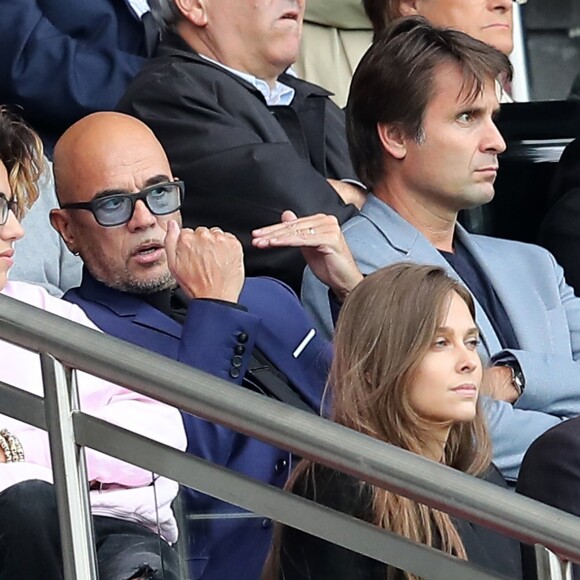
top-left (264, 263), bottom-right (491, 579)
top-left (0, 107), bottom-right (44, 219)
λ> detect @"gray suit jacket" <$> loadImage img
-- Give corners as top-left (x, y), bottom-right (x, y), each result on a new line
top-left (302, 194), bottom-right (580, 481)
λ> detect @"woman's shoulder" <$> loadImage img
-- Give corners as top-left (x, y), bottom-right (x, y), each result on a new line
top-left (292, 463), bottom-right (375, 521)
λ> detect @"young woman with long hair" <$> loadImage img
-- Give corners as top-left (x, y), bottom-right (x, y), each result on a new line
top-left (263, 263), bottom-right (522, 579)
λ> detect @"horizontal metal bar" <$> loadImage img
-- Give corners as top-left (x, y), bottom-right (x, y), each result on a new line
top-left (0, 380), bottom-right (46, 429)
top-left (73, 413), bottom-right (507, 580)
top-left (3, 294), bottom-right (580, 562)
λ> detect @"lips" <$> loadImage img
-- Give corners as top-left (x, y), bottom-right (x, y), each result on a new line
top-left (133, 241), bottom-right (163, 255)
top-left (131, 241), bottom-right (165, 265)
top-left (280, 9), bottom-right (299, 21)
top-left (475, 166), bottom-right (498, 176)
top-left (0, 248), bottom-right (14, 269)
top-left (483, 22), bottom-right (511, 30)
top-left (451, 384), bottom-right (478, 397)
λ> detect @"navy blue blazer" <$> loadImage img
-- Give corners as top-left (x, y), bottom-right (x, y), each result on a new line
top-left (65, 270), bottom-right (331, 580)
top-left (0, 0), bottom-right (147, 150)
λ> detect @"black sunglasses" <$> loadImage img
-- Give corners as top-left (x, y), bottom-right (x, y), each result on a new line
top-left (0, 193), bottom-right (19, 226)
top-left (60, 180), bottom-right (184, 227)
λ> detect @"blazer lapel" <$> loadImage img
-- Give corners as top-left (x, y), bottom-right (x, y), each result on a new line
top-left (361, 199), bottom-right (500, 357)
top-left (78, 271), bottom-right (182, 339)
top-left (458, 228), bottom-right (551, 352)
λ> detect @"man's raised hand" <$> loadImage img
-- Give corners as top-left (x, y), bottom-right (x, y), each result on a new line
top-left (165, 220), bottom-right (245, 303)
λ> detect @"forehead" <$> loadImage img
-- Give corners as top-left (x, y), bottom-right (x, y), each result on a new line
top-left (426, 62), bottom-right (498, 114)
top-left (441, 291), bottom-right (475, 327)
top-left (71, 137), bottom-right (172, 203)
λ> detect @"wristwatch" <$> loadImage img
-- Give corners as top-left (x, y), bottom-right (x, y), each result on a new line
top-left (497, 361), bottom-right (525, 397)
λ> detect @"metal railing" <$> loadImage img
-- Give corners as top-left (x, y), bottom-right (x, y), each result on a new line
top-left (1, 292), bottom-right (580, 579)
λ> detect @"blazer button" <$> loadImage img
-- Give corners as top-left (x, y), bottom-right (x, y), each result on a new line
top-left (261, 518), bottom-right (272, 529)
top-left (234, 344), bottom-right (246, 355)
top-left (275, 458), bottom-right (288, 474)
top-left (229, 368), bottom-right (241, 379)
top-left (237, 332), bottom-right (249, 344)
top-left (232, 355), bottom-right (243, 368)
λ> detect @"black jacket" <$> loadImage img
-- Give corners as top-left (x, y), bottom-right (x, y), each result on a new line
top-left (517, 416), bottom-right (580, 579)
top-left (277, 464), bottom-right (522, 579)
top-left (118, 33), bottom-right (358, 292)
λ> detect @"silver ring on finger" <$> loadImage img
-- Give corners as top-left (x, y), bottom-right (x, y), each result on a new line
top-left (309, 227), bottom-right (316, 235)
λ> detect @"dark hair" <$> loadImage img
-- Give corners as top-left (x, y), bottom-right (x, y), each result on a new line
top-left (346, 16), bottom-right (512, 190)
top-left (0, 108), bottom-right (44, 219)
top-left (147, 0), bottom-right (183, 33)
top-left (362, 0), bottom-right (403, 39)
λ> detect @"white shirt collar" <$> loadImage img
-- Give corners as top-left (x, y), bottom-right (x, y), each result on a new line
top-left (199, 55), bottom-right (295, 106)
top-left (126, 0), bottom-right (149, 18)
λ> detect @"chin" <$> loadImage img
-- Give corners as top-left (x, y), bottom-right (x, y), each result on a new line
top-left (462, 187), bottom-right (496, 209)
top-left (453, 407), bottom-right (478, 423)
top-left (485, 34), bottom-right (514, 56)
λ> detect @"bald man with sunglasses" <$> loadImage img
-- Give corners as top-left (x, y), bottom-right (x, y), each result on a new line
top-left (50, 111), bottom-right (361, 580)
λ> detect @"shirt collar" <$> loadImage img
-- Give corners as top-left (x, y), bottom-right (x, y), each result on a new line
top-left (125, 0), bottom-right (149, 18)
top-left (199, 54), bottom-right (295, 106)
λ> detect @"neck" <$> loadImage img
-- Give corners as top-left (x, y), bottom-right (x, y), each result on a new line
top-left (374, 181), bottom-right (457, 253)
top-left (178, 25), bottom-right (281, 89)
top-left (421, 426), bottom-right (452, 463)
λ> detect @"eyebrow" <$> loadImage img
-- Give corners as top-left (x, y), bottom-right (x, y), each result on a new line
top-left (436, 326), bottom-right (480, 336)
top-left (92, 174), bottom-right (172, 200)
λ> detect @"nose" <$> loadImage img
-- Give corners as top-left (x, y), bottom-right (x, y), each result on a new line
top-left (482, 117), bottom-right (506, 155)
top-left (489, 0), bottom-right (512, 12)
top-left (0, 208), bottom-right (24, 242)
top-left (457, 346), bottom-right (481, 375)
top-left (127, 199), bottom-right (156, 232)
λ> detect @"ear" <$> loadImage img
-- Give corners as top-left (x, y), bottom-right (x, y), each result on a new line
top-left (49, 209), bottom-right (78, 255)
top-left (398, 0), bottom-right (421, 17)
top-left (174, 0), bottom-right (208, 26)
top-left (377, 123), bottom-right (408, 160)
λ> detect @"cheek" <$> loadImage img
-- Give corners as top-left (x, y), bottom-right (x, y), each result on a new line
top-left (408, 364), bottom-right (444, 411)
top-left (83, 229), bottom-right (126, 260)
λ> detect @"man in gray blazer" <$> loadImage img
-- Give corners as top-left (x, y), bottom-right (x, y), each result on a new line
top-left (302, 17), bottom-right (580, 483)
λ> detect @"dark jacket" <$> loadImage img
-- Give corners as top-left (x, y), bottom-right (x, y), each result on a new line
top-left (65, 270), bottom-right (331, 580)
top-left (118, 33), bottom-right (358, 292)
top-left (517, 416), bottom-right (580, 579)
top-left (276, 464), bottom-right (523, 579)
top-left (538, 137), bottom-right (580, 294)
top-left (0, 0), bottom-right (147, 151)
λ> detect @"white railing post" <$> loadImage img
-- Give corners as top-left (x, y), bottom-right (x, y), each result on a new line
top-left (41, 354), bottom-right (99, 580)
top-left (536, 545), bottom-right (574, 580)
